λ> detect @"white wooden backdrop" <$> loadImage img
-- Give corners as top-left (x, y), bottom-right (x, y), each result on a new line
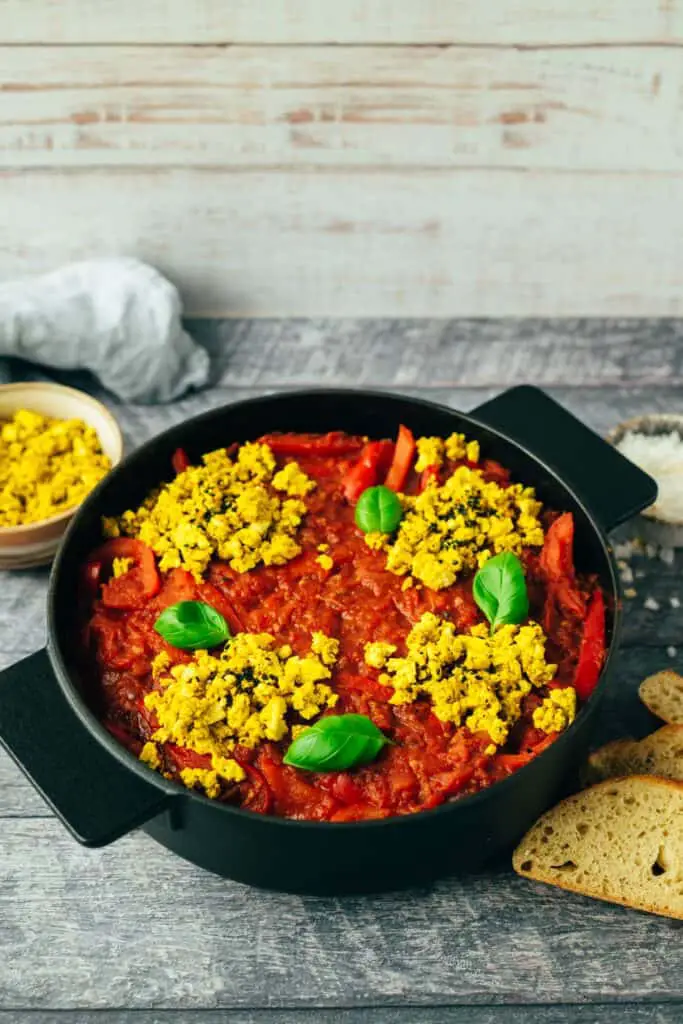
top-left (0, 2), bottom-right (682, 315)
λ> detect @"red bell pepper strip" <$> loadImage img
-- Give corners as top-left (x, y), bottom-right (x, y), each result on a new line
top-left (342, 439), bottom-right (394, 503)
top-left (553, 580), bottom-right (586, 619)
top-left (88, 538), bottom-right (161, 610)
top-left (384, 424), bottom-right (416, 493)
top-left (166, 744), bottom-right (213, 772)
top-left (540, 510), bottom-right (588, 621)
top-left (480, 459), bottom-right (510, 485)
top-left (172, 447), bottom-right (190, 474)
top-left (419, 465), bottom-right (440, 492)
top-left (197, 581), bottom-right (245, 634)
top-left (540, 512), bottom-right (575, 579)
top-left (104, 719), bottom-right (138, 750)
top-left (237, 762), bottom-right (274, 814)
top-left (262, 432), bottom-right (365, 457)
top-left (573, 589), bottom-right (606, 700)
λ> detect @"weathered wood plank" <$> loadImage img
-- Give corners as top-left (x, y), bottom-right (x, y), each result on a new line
top-left (187, 318), bottom-right (683, 389)
top-left (12, 316), bottom-right (683, 392)
top-left (0, 46), bottom-right (681, 172)
top-left (1, 771), bottom-right (682, 1010)
top-left (1, 1007), bottom-right (682, 1023)
top-left (1, 1), bottom-right (681, 45)
top-left (1, 171), bottom-right (683, 316)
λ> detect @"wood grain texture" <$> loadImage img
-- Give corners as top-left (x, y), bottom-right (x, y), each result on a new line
top-left (187, 318), bottom-right (683, 388)
top-left (2, 171), bottom-right (683, 316)
top-left (0, 46), bottom-right (681, 172)
top-left (0, 788), bottom-right (682, 1011)
top-left (1, 1), bottom-right (682, 45)
top-left (2, 1011), bottom-right (683, 1024)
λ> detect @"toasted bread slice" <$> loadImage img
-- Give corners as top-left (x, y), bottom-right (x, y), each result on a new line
top-left (639, 670), bottom-right (683, 724)
top-left (584, 725), bottom-right (683, 785)
top-left (513, 775), bottom-right (683, 919)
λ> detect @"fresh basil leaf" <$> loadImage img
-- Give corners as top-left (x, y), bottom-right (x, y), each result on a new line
top-left (283, 713), bottom-right (389, 772)
top-left (473, 552), bottom-right (529, 632)
top-left (154, 600), bottom-right (231, 650)
top-left (355, 485), bottom-right (403, 534)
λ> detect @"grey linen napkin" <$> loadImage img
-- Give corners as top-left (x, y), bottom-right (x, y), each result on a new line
top-left (0, 258), bottom-right (210, 403)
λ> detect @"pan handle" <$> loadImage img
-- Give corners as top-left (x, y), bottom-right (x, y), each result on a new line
top-left (472, 386), bottom-right (657, 533)
top-left (0, 649), bottom-right (175, 846)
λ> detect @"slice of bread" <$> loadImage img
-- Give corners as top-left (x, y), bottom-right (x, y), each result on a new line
top-left (639, 670), bottom-right (683, 724)
top-left (513, 775), bottom-right (683, 919)
top-left (584, 725), bottom-right (683, 785)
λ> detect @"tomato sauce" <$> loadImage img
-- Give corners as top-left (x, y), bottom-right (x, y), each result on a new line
top-left (80, 431), bottom-right (606, 822)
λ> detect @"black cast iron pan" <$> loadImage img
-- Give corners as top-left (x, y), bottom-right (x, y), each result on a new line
top-left (0, 386), bottom-right (657, 893)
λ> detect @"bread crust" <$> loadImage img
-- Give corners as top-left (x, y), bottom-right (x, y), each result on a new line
top-left (584, 724), bottom-right (683, 785)
top-left (639, 670), bottom-right (683, 724)
top-left (513, 775), bottom-right (683, 920)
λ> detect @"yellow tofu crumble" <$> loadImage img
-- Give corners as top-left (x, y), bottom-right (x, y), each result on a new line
top-left (103, 442), bottom-right (315, 580)
top-left (272, 461), bottom-right (316, 497)
top-left (142, 630), bottom-right (339, 797)
top-left (139, 741), bottom-right (161, 770)
top-left (532, 687), bottom-right (577, 734)
top-left (414, 432), bottom-right (480, 473)
top-left (364, 641), bottom-right (397, 669)
top-left (111, 556), bottom-right (134, 578)
top-left (364, 612), bottom-right (568, 749)
top-left (0, 408), bottom-right (111, 527)
top-left (371, 463), bottom-right (544, 591)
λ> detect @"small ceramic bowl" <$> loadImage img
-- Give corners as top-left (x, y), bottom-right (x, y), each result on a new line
top-left (608, 413), bottom-right (683, 548)
top-left (0, 382), bottom-right (123, 570)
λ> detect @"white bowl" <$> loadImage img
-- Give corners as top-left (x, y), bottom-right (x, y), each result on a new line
top-left (608, 413), bottom-right (683, 548)
top-left (0, 382), bottom-right (123, 569)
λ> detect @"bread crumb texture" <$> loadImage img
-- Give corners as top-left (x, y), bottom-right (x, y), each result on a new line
top-left (513, 775), bottom-right (683, 920)
top-left (414, 432), bottom-right (480, 472)
top-left (639, 670), bottom-right (683, 725)
top-left (103, 442), bottom-right (315, 580)
top-left (0, 408), bottom-right (111, 526)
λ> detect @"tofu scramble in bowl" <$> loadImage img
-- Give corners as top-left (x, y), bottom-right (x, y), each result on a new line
top-left (0, 382), bottom-right (122, 569)
top-left (80, 422), bottom-right (607, 822)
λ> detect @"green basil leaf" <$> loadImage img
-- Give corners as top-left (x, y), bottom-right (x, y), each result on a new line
top-left (283, 713), bottom-right (389, 772)
top-left (473, 552), bottom-right (529, 632)
top-left (154, 600), bottom-right (231, 650)
top-left (355, 485), bottom-right (403, 534)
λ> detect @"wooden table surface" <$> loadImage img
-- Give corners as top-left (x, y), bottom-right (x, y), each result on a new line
top-left (1, 319), bottom-right (682, 1024)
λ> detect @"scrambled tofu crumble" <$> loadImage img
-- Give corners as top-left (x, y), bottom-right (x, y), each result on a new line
top-left (0, 408), bottom-right (111, 527)
top-left (111, 556), bottom-right (134, 577)
top-left (533, 687), bottom-right (577, 734)
top-left (414, 432), bottom-right (480, 473)
top-left (368, 463), bottom-right (544, 591)
top-left (142, 630), bottom-right (339, 796)
top-left (364, 612), bottom-right (571, 748)
top-left (103, 442), bottom-right (315, 579)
